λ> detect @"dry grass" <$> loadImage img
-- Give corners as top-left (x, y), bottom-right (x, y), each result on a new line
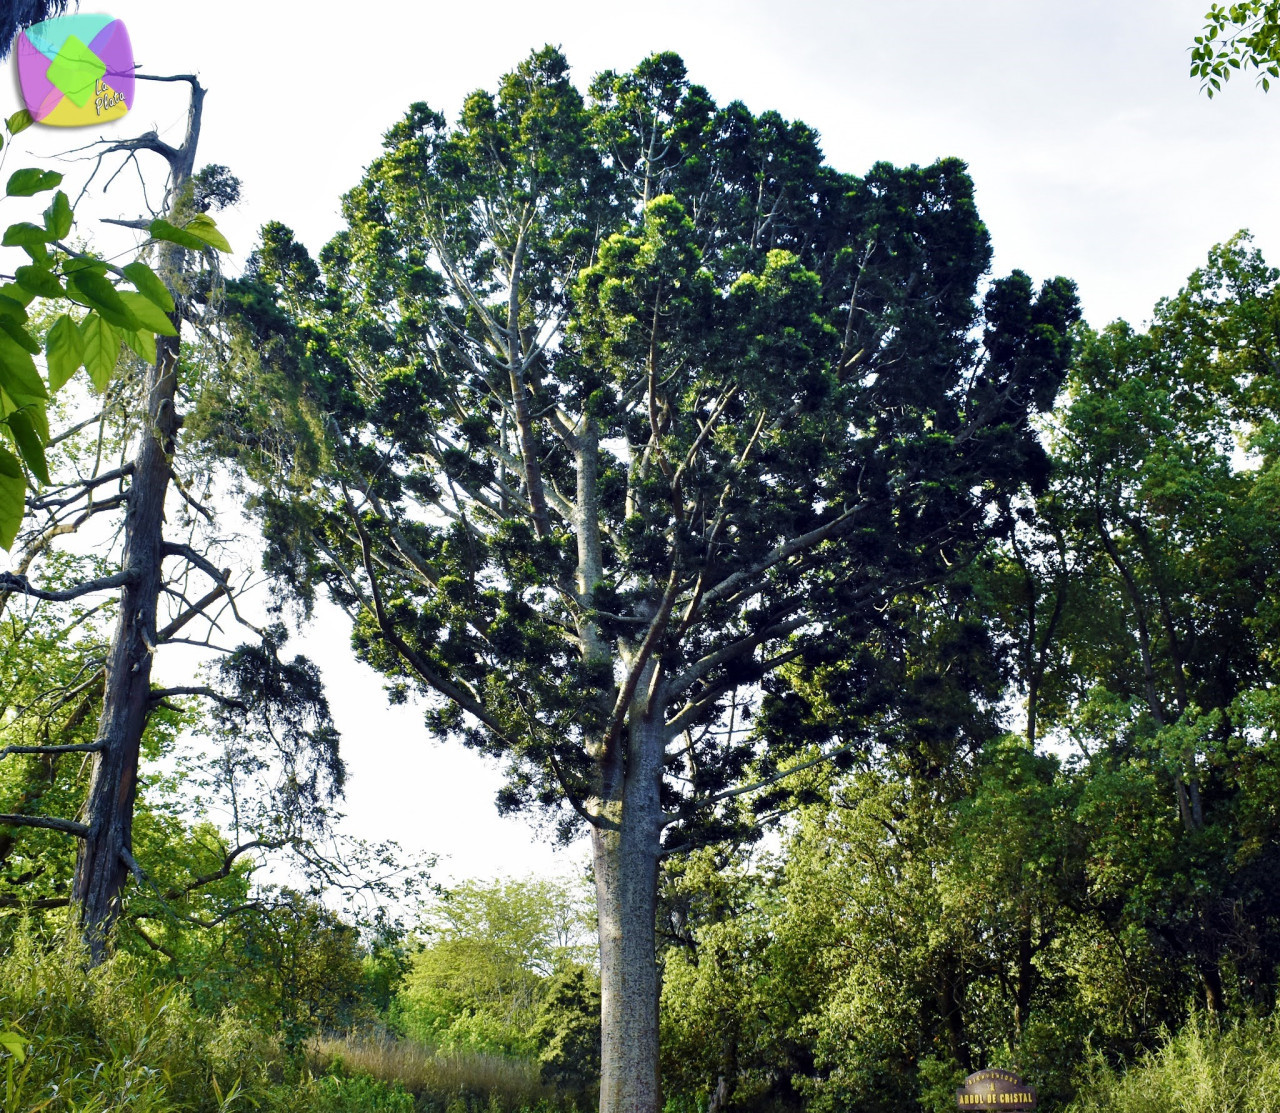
top-left (312, 1032), bottom-right (556, 1110)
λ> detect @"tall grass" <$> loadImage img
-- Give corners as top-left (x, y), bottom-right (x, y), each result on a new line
top-left (312, 1032), bottom-right (574, 1111)
top-left (1069, 1015), bottom-right (1280, 1113)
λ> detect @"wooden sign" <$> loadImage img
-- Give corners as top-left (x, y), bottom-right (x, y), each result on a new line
top-left (956, 1068), bottom-right (1037, 1109)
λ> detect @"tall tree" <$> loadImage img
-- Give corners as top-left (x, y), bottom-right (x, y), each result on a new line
top-left (1041, 234), bottom-right (1280, 1014)
top-left (215, 48), bottom-right (1078, 1113)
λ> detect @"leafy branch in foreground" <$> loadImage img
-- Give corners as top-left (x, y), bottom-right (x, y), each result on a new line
top-left (1192, 2), bottom-right (1280, 93)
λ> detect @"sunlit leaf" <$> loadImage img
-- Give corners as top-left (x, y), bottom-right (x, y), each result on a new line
top-left (79, 311), bottom-right (122, 392)
top-left (47, 313), bottom-right (85, 391)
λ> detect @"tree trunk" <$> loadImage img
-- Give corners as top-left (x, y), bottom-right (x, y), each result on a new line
top-left (72, 334), bottom-right (180, 961)
top-left (591, 711), bottom-right (665, 1113)
top-left (1014, 905), bottom-right (1034, 1040)
top-left (71, 78), bottom-right (202, 962)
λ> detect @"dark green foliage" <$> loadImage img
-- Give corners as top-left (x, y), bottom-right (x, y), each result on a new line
top-left (208, 46), bottom-right (1076, 852)
top-left (531, 967), bottom-right (601, 1099)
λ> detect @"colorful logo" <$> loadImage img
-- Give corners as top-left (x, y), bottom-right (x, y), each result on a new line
top-left (16, 15), bottom-right (134, 127)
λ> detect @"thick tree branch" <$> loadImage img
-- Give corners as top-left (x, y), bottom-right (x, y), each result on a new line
top-left (0, 742), bottom-right (103, 761)
top-left (0, 814), bottom-right (89, 837)
top-left (0, 569), bottom-right (135, 601)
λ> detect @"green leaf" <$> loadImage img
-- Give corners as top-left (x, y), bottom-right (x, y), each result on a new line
top-left (0, 334), bottom-right (47, 403)
top-left (65, 271), bottom-right (141, 330)
top-left (13, 265), bottom-right (62, 299)
top-left (123, 327), bottom-right (157, 365)
top-left (7, 408), bottom-right (49, 485)
top-left (0, 296), bottom-right (27, 324)
top-left (5, 110), bottom-right (33, 137)
top-left (122, 261), bottom-right (175, 312)
top-left (0, 1031), bottom-right (23, 1063)
top-left (118, 291), bottom-right (178, 337)
top-left (46, 314), bottom-right (85, 391)
top-left (79, 312), bottom-right (122, 392)
top-left (6, 168), bottom-right (63, 197)
top-left (148, 218), bottom-right (207, 251)
top-left (0, 451), bottom-right (22, 551)
top-left (2, 222), bottom-right (50, 248)
top-left (21, 240), bottom-right (49, 265)
top-left (184, 213), bottom-right (233, 253)
top-left (0, 283), bottom-right (34, 308)
top-left (42, 190), bottom-right (73, 240)
top-left (0, 316), bottom-right (39, 355)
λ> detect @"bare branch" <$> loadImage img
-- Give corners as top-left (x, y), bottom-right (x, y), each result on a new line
top-left (163, 840), bottom-right (283, 901)
top-left (0, 895), bottom-right (70, 910)
top-left (0, 814), bottom-right (89, 837)
top-left (0, 742), bottom-right (103, 761)
top-left (147, 685), bottom-right (247, 710)
top-left (0, 569), bottom-right (135, 602)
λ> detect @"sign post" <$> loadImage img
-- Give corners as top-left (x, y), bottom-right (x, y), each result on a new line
top-left (956, 1069), bottom-right (1037, 1110)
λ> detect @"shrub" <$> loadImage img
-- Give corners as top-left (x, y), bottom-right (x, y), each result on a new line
top-left (1068, 1014), bottom-right (1280, 1113)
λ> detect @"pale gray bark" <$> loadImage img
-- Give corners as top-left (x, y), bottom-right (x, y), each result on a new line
top-left (591, 709), bottom-right (666, 1113)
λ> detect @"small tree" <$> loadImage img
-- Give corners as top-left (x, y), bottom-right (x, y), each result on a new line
top-left (216, 49), bottom-right (1078, 1112)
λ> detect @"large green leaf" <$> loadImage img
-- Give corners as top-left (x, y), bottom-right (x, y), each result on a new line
top-left (80, 312), bottom-right (122, 392)
top-left (122, 261), bottom-right (175, 312)
top-left (46, 313), bottom-right (85, 391)
top-left (13, 264), bottom-right (62, 299)
top-left (118, 290), bottom-right (178, 336)
top-left (149, 218), bottom-right (206, 251)
top-left (66, 271), bottom-right (141, 330)
top-left (184, 213), bottom-right (232, 253)
top-left (42, 190), bottom-right (73, 240)
top-left (7, 408), bottom-right (49, 485)
top-left (0, 295), bottom-right (27, 323)
top-left (5, 110), bottom-right (33, 136)
top-left (0, 447), bottom-right (24, 551)
top-left (0, 316), bottom-right (39, 354)
top-left (2, 222), bottom-right (50, 248)
top-left (123, 327), bottom-right (157, 365)
top-left (0, 333), bottom-right (47, 402)
top-left (6, 168), bottom-right (62, 197)
top-left (0, 282), bottom-right (35, 308)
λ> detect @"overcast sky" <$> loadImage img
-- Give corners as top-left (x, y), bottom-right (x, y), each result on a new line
top-left (3, 0), bottom-right (1277, 888)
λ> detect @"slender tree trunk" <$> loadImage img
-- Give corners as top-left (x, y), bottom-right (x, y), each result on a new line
top-left (1014, 904), bottom-right (1034, 1039)
top-left (72, 333), bottom-right (180, 960)
top-left (938, 956), bottom-right (972, 1071)
top-left (591, 711), bottom-right (666, 1113)
top-left (71, 78), bottom-right (202, 962)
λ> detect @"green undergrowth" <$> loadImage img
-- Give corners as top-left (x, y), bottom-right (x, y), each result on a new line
top-left (1068, 1015), bottom-right (1280, 1113)
top-left (0, 925), bottom-right (582, 1113)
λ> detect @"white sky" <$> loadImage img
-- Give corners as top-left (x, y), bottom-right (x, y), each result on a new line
top-left (3, 0), bottom-right (1277, 889)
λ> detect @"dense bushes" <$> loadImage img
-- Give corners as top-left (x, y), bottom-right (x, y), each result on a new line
top-left (0, 921), bottom-right (586, 1112)
top-left (1068, 1016), bottom-right (1280, 1113)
